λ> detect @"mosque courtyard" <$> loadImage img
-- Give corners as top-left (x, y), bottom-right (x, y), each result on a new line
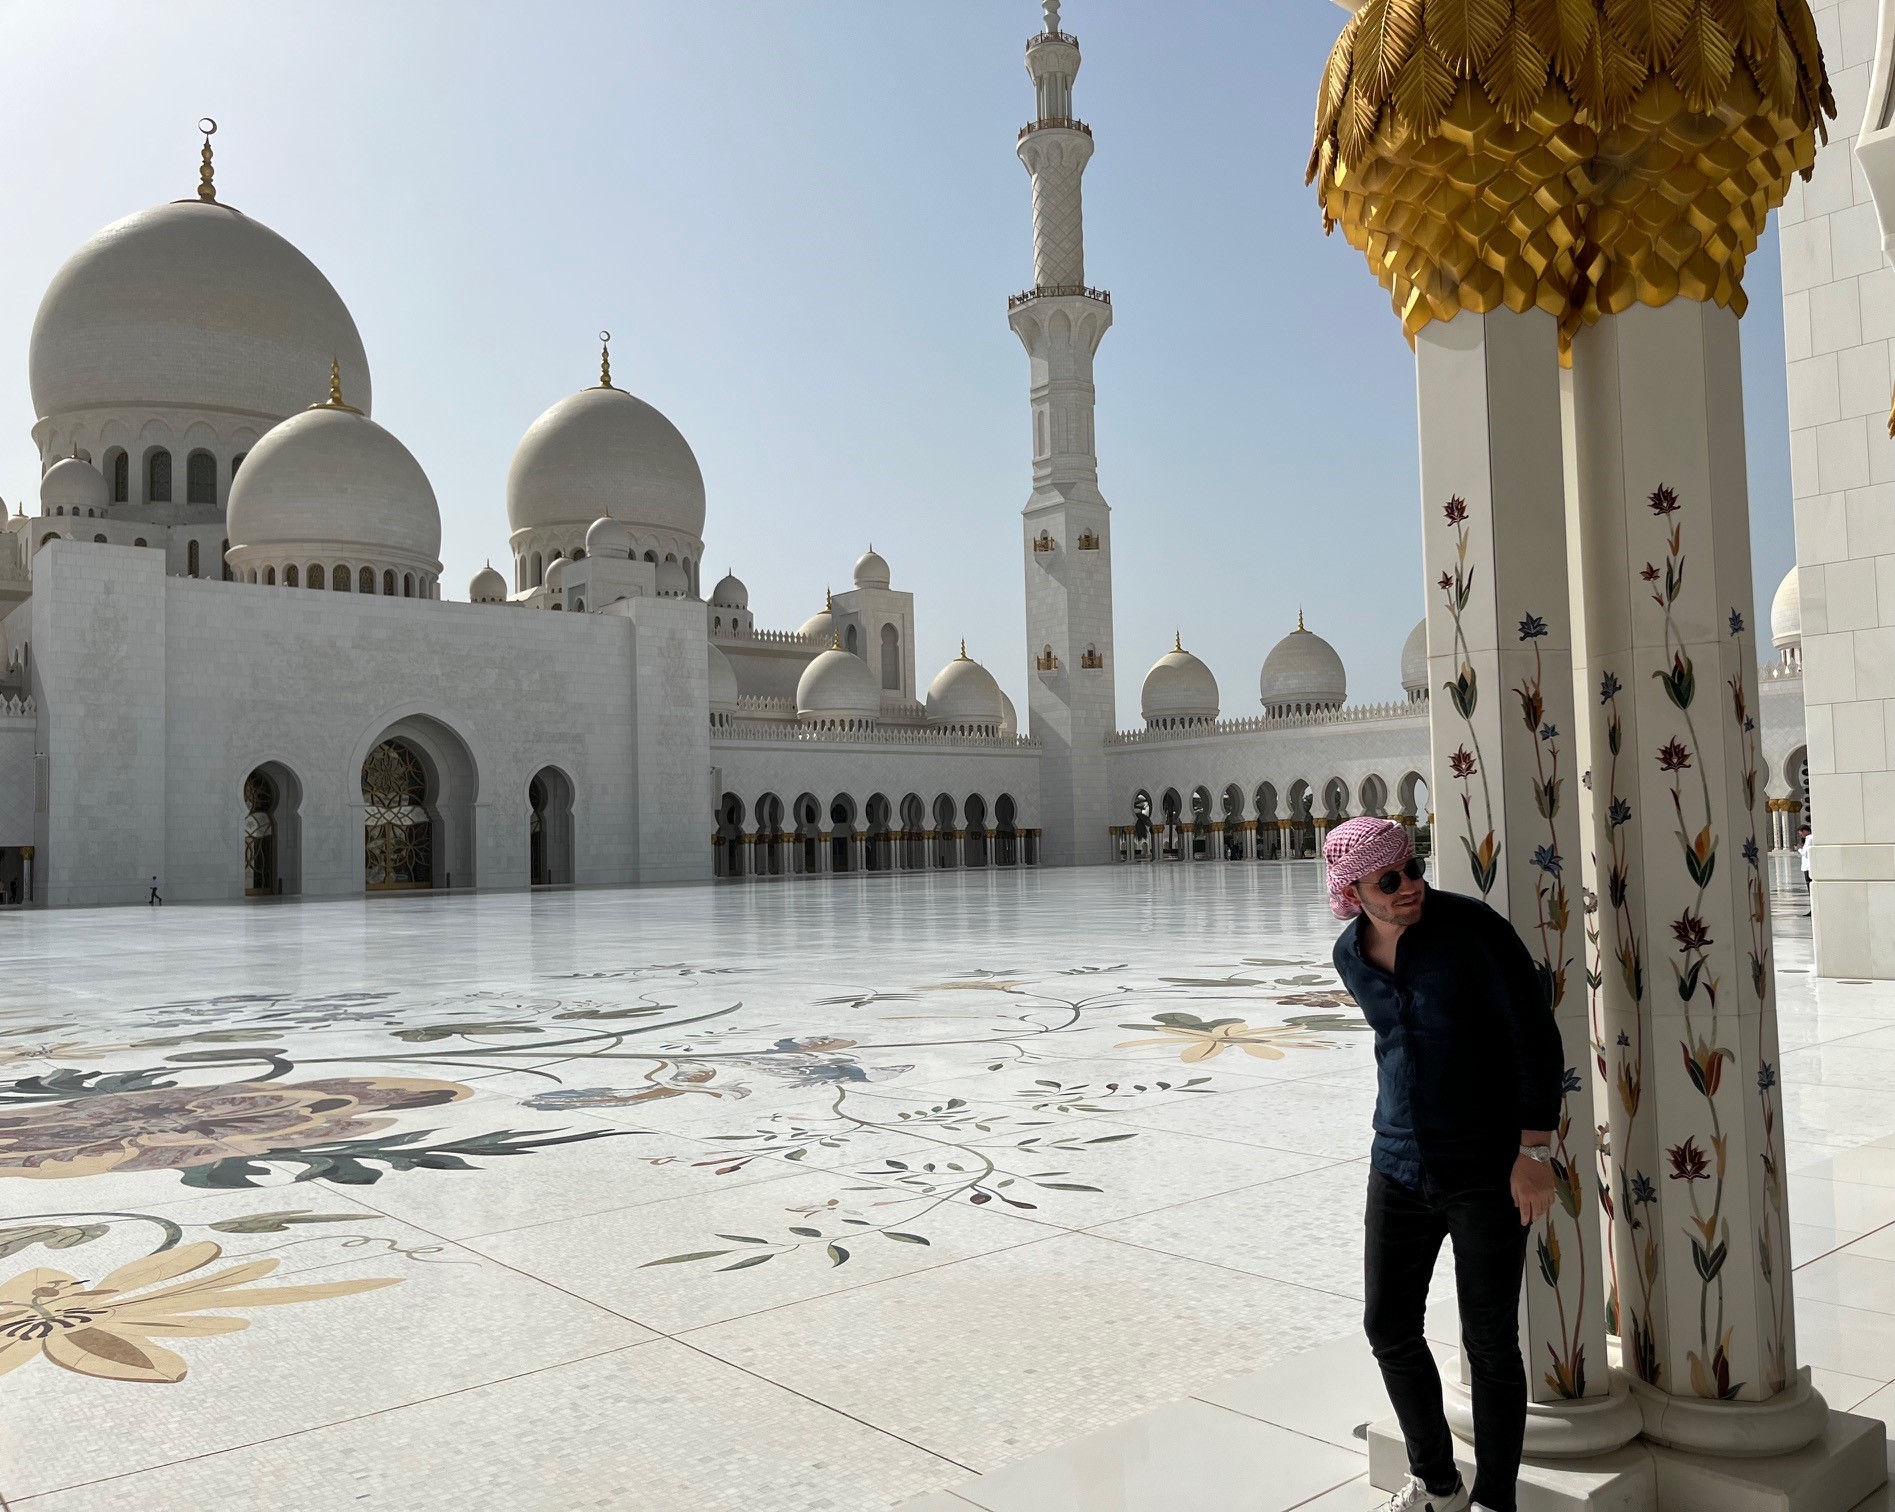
top-left (2, 866), bottom-right (1894, 1510)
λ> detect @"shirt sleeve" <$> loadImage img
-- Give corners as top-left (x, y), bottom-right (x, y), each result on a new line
top-left (1482, 905), bottom-right (1565, 1134)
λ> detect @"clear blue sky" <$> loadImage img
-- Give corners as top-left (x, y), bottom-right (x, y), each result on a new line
top-left (2, 1), bottom-right (1793, 718)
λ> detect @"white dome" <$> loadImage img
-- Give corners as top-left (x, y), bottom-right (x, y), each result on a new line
top-left (926, 648), bottom-right (1005, 731)
top-left (1400, 617), bottom-right (1428, 697)
top-left (584, 515), bottom-right (633, 558)
top-left (853, 548), bottom-right (891, 590)
top-left (31, 199), bottom-right (370, 426)
top-left (40, 457), bottom-right (109, 515)
top-left (1771, 568), bottom-right (1801, 649)
top-left (711, 571), bottom-right (748, 609)
top-left (225, 402), bottom-right (440, 570)
top-left (656, 558), bottom-right (690, 597)
top-left (800, 596), bottom-right (836, 643)
top-left (507, 384), bottom-right (704, 540)
top-left (1141, 639), bottom-right (1220, 725)
top-left (998, 687), bottom-right (1018, 739)
top-left (796, 646), bottom-right (881, 722)
top-left (545, 556), bottom-right (568, 592)
top-left (1260, 617), bottom-right (1346, 712)
top-left (470, 563), bottom-right (507, 603)
top-left (708, 643), bottom-right (739, 714)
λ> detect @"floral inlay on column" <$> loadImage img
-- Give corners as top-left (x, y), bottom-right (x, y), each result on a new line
top-left (1438, 496), bottom-right (1496, 895)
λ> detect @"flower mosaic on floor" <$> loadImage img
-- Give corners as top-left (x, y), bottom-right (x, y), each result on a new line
top-left (0, 928), bottom-right (1373, 1389)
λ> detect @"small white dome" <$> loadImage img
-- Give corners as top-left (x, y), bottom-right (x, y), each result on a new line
top-left (31, 199), bottom-right (371, 427)
top-left (225, 401), bottom-right (440, 571)
top-left (1260, 616), bottom-right (1347, 713)
top-left (796, 645), bottom-right (881, 723)
top-left (585, 515), bottom-right (633, 558)
top-left (707, 642), bottom-right (739, 713)
top-left (656, 558), bottom-right (690, 597)
top-left (545, 556), bottom-right (568, 593)
top-left (711, 571), bottom-right (749, 609)
top-left (507, 384), bottom-right (705, 540)
top-left (998, 687), bottom-right (1018, 739)
top-left (1141, 638), bottom-right (1220, 725)
top-left (40, 456), bottom-right (109, 515)
top-left (470, 563), bottom-right (507, 603)
top-left (927, 647), bottom-right (1005, 731)
top-left (853, 548), bottom-right (891, 590)
top-left (1400, 618), bottom-right (1428, 697)
top-left (1771, 568), bottom-right (1801, 649)
top-left (800, 596), bottom-right (836, 643)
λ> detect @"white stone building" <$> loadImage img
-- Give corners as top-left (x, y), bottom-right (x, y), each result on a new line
top-left (0, 15), bottom-right (1811, 909)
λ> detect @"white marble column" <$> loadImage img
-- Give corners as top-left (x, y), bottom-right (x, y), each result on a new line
top-left (1416, 309), bottom-right (1630, 1449)
top-left (1566, 300), bottom-right (1843, 1462)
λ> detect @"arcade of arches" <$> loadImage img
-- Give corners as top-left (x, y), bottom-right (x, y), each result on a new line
top-left (713, 791), bottom-right (1039, 878)
top-left (1113, 775), bottom-right (1433, 863)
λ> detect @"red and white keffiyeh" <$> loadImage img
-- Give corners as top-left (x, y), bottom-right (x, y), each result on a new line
top-left (1322, 816), bottom-right (1414, 921)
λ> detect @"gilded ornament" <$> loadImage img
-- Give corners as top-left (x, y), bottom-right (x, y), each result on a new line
top-left (1308, 0), bottom-right (1834, 350)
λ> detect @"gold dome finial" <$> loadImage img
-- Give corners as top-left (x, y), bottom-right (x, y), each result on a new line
top-left (832, 629), bottom-right (842, 651)
top-left (598, 330), bottom-right (613, 389)
top-left (959, 638), bottom-right (969, 660)
top-left (312, 358), bottom-right (362, 415)
top-left (825, 586), bottom-right (833, 612)
top-left (1173, 629), bottom-right (1183, 652)
top-left (1296, 607), bottom-right (1306, 633)
top-left (196, 118), bottom-right (218, 203)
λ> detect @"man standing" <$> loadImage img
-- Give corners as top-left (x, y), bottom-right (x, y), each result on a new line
top-left (1324, 817), bottom-right (1563, 1512)
top-left (1798, 824), bottom-right (1812, 916)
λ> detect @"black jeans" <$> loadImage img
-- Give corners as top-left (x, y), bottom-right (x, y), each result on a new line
top-left (1364, 1166), bottom-right (1530, 1512)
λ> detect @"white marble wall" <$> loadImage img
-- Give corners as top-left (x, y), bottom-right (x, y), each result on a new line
top-left (1783, 0), bottom-right (1895, 973)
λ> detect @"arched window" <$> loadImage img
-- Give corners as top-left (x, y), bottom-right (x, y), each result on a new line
top-left (93, 533), bottom-right (106, 544)
top-left (334, 564), bottom-right (351, 591)
top-left (38, 533), bottom-right (58, 548)
top-left (231, 451), bottom-right (247, 477)
top-left (573, 597), bottom-right (585, 613)
top-left (107, 450), bottom-right (128, 503)
top-left (134, 538), bottom-right (147, 548)
top-left (403, 573), bottom-right (414, 598)
top-left (360, 566), bottom-right (374, 594)
top-left (571, 547), bottom-right (585, 561)
top-left (643, 550), bottom-right (656, 563)
top-left (146, 449), bottom-right (172, 504)
top-left (383, 569), bottom-right (396, 596)
top-left (52, 507), bottom-right (62, 517)
top-left (308, 564), bottom-right (325, 591)
top-left (880, 624), bottom-right (901, 690)
top-left (185, 450), bottom-right (216, 505)
top-left (845, 623), bottom-right (860, 655)
top-left (283, 565), bottom-right (297, 587)
top-left (530, 551), bottom-right (543, 587)
top-left (187, 540), bottom-right (200, 577)
top-left (265, 566), bottom-right (276, 585)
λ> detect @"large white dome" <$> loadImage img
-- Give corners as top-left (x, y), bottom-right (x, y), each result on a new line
top-left (507, 385), bottom-right (705, 541)
top-left (1771, 568), bottom-right (1801, 649)
top-left (31, 199), bottom-right (370, 426)
top-left (927, 648), bottom-right (1005, 732)
top-left (797, 646), bottom-right (881, 724)
top-left (1260, 617), bottom-right (1346, 714)
top-left (226, 401), bottom-right (440, 571)
top-left (1400, 618), bottom-right (1428, 699)
top-left (1141, 639), bottom-right (1220, 726)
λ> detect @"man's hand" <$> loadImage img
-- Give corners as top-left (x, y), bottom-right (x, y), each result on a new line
top-left (1512, 1154), bottom-right (1557, 1226)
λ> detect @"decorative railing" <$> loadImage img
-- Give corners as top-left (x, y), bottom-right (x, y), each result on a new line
top-left (1108, 700), bottom-right (1426, 744)
top-left (1076, 532), bottom-right (1100, 550)
top-left (1009, 284), bottom-right (1111, 310)
top-left (1027, 29), bottom-right (1078, 48)
top-left (0, 694), bottom-right (35, 718)
top-left (1080, 650), bottom-right (1104, 669)
top-left (734, 694), bottom-right (797, 718)
top-left (1037, 652), bottom-right (1060, 671)
top-left (879, 693), bottom-right (929, 721)
top-left (1019, 117), bottom-right (1091, 140)
top-left (719, 626), bottom-right (823, 647)
top-left (716, 719), bottom-right (1038, 750)
top-left (1761, 661), bottom-right (1802, 682)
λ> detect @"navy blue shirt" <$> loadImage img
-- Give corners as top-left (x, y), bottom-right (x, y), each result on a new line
top-left (1333, 886), bottom-right (1565, 1193)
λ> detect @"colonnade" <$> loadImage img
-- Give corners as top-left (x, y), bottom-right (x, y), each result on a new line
top-left (714, 825), bottom-right (1041, 879)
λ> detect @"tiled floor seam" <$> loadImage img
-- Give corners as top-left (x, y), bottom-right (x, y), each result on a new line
top-left (9, 1339), bottom-right (658, 1504)
top-left (1284, 1470), bottom-right (1376, 1510)
top-left (1792, 1217), bottom-right (1895, 1272)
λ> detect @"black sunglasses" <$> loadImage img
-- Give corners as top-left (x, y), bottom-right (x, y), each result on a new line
top-left (1364, 857), bottom-right (1426, 895)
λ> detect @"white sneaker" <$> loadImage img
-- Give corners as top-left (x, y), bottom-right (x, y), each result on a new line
top-left (1381, 1474), bottom-right (1471, 1512)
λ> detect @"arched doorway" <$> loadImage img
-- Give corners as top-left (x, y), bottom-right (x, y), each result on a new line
top-left (1397, 770), bottom-right (1432, 857)
top-left (794, 793), bottom-right (823, 875)
top-left (755, 793), bottom-right (785, 876)
top-left (1131, 790), bottom-right (1153, 861)
top-left (900, 793), bottom-right (927, 869)
top-left (995, 794), bottom-right (1019, 865)
top-left (242, 763), bottom-right (302, 896)
top-left (865, 793), bottom-right (893, 872)
top-left (1255, 782), bottom-right (1280, 860)
top-left (1286, 780), bottom-right (1315, 858)
top-left (1160, 789), bottom-right (1183, 860)
top-left (359, 716), bottom-right (478, 892)
top-left (1189, 786), bottom-right (1213, 859)
top-left (964, 794), bottom-right (989, 867)
top-left (363, 740), bottom-right (433, 891)
top-left (1221, 784), bottom-right (1246, 860)
top-left (932, 794), bottom-right (958, 868)
top-left (830, 795), bottom-right (858, 872)
top-left (531, 768), bottom-right (575, 885)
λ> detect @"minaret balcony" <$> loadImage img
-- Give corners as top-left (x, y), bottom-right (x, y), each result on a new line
top-left (1026, 29), bottom-right (1078, 49)
top-left (1007, 284), bottom-right (1111, 310)
top-left (1018, 117), bottom-right (1091, 140)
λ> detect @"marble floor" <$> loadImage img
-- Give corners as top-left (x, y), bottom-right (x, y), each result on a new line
top-left (0, 863), bottom-right (1889, 1511)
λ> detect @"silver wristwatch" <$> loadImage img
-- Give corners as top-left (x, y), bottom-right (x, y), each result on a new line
top-left (1518, 1144), bottom-right (1553, 1163)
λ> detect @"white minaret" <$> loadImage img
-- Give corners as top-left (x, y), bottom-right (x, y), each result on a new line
top-left (1012, 0), bottom-right (1117, 867)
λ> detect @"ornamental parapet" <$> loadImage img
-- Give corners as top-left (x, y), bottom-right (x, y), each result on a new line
top-left (1026, 29), bottom-right (1078, 50)
top-left (0, 694), bottom-right (35, 719)
top-left (1019, 117), bottom-right (1091, 140)
top-left (719, 626), bottom-right (824, 647)
top-left (1008, 284), bottom-right (1111, 310)
top-left (1762, 662), bottom-right (1803, 682)
top-left (714, 720), bottom-right (1039, 751)
top-left (733, 694), bottom-right (797, 719)
top-left (1107, 700), bottom-right (1425, 744)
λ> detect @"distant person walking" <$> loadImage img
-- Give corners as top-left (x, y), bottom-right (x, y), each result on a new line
top-left (1798, 824), bottom-right (1812, 916)
top-left (1324, 817), bottom-right (1564, 1512)
top-left (148, 876), bottom-right (162, 906)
